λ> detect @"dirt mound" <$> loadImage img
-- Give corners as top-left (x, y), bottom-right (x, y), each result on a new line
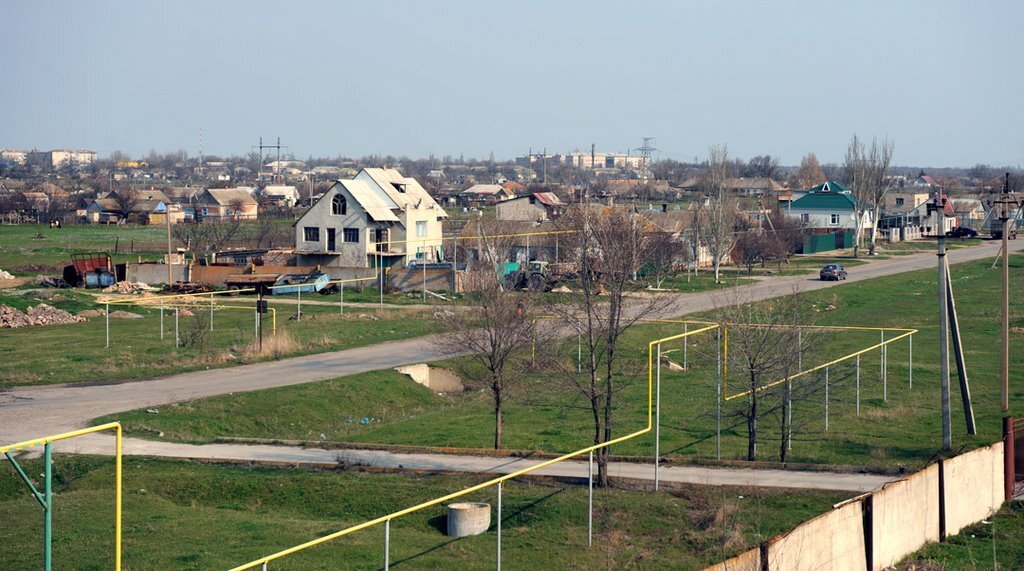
top-left (0, 305), bottom-right (31, 328)
top-left (102, 281), bottom-right (157, 294)
top-left (2, 304), bottom-right (84, 327)
top-left (10, 263), bottom-right (55, 274)
top-left (25, 304), bottom-right (86, 326)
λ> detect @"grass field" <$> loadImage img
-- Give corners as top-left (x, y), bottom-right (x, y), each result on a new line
top-left (0, 224), bottom-right (171, 273)
top-left (899, 500), bottom-right (1024, 569)
top-left (102, 253), bottom-right (1024, 471)
top-left (0, 288), bottom-right (444, 387)
top-left (0, 456), bottom-right (845, 570)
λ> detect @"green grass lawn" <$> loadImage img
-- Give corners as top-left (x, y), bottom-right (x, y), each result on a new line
top-left (898, 500), bottom-right (1024, 570)
top-left (0, 289), bottom-right (444, 387)
top-left (104, 253), bottom-right (1024, 471)
top-left (0, 224), bottom-right (171, 274)
top-left (0, 456), bottom-right (845, 570)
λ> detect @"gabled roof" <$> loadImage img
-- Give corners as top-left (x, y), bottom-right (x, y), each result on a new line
top-left (461, 184), bottom-right (509, 196)
top-left (261, 185), bottom-right (299, 197)
top-left (791, 181), bottom-right (857, 210)
top-left (532, 192), bottom-right (564, 207)
top-left (203, 188), bottom-right (258, 206)
top-left (727, 177), bottom-right (785, 191)
top-left (805, 181), bottom-right (849, 193)
top-left (335, 180), bottom-right (400, 222)
top-left (358, 168), bottom-right (447, 218)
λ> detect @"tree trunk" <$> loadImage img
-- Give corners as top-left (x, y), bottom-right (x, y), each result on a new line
top-left (747, 372), bottom-right (758, 461)
top-left (779, 380), bottom-right (790, 463)
top-left (493, 382), bottom-right (502, 450)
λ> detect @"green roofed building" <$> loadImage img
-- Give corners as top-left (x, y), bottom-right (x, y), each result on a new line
top-left (786, 181), bottom-right (870, 230)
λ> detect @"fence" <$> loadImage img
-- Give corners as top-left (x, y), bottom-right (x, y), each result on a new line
top-left (704, 442), bottom-right (1007, 571)
top-left (802, 231), bottom-right (855, 254)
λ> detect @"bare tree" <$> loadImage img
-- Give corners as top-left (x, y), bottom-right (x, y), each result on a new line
top-left (436, 264), bottom-right (538, 449)
top-left (844, 135), bottom-right (895, 257)
top-left (732, 229), bottom-right (767, 275)
top-left (715, 290), bottom-right (818, 462)
top-left (794, 153), bottom-right (827, 190)
top-left (172, 219), bottom-right (242, 257)
top-left (746, 155), bottom-right (780, 179)
top-left (762, 211), bottom-right (806, 269)
top-left (643, 231), bottom-right (684, 289)
top-left (248, 218), bottom-right (290, 249)
top-left (697, 145), bottom-right (737, 284)
top-left (546, 204), bottom-right (671, 486)
top-left (112, 189), bottom-right (140, 220)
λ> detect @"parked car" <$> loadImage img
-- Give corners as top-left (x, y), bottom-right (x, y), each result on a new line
top-left (946, 226), bottom-right (978, 238)
top-left (819, 264), bottom-right (848, 281)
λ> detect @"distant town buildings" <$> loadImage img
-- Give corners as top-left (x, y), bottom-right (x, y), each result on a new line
top-left (26, 149), bottom-right (97, 169)
top-left (516, 150), bottom-right (647, 171)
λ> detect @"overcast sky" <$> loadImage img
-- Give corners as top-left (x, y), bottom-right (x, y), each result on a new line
top-left (3, 0), bottom-right (1021, 167)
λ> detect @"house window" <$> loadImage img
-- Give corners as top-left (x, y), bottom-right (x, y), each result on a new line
top-left (201, 207), bottom-right (208, 217)
top-left (304, 226), bottom-right (320, 242)
top-left (392, 182), bottom-right (406, 193)
top-left (830, 214), bottom-right (840, 225)
top-left (800, 213), bottom-right (809, 224)
top-left (343, 228), bottom-right (359, 243)
top-left (332, 194), bottom-right (347, 215)
top-left (895, 197), bottom-right (904, 206)
top-left (416, 220), bottom-right (427, 237)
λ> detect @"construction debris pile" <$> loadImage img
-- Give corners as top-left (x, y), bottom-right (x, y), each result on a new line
top-left (0, 304), bottom-right (85, 328)
top-left (0, 269), bottom-right (14, 280)
top-left (102, 281), bottom-right (157, 294)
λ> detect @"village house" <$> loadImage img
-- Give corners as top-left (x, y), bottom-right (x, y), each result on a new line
top-left (258, 185), bottom-right (302, 208)
top-left (459, 183), bottom-right (516, 205)
top-left (785, 181), bottom-right (870, 231)
top-left (496, 192), bottom-right (566, 221)
top-left (293, 167), bottom-right (447, 268)
top-left (194, 188), bottom-right (258, 221)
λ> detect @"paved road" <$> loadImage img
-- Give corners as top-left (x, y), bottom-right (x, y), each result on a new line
top-left (3, 239), bottom-right (1021, 491)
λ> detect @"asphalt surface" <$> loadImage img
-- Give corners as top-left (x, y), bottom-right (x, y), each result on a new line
top-left (3, 239), bottom-right (1021, 492)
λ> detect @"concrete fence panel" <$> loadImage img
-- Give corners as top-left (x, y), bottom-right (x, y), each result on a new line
top-left (388, 267), bottom-right (457, 293)
top-left (871, 463), bottom-right (939, 570)
top-left (766, 500), bottom-right (866, 571)
top-left (702, 547), bottom-right (759, 571)
top-left (943, 442), bottom-right (1004, 537)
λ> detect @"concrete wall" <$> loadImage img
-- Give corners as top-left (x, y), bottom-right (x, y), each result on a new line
top-left (703, 443), bottom-right (1009, 571)
top-left (944, 442), bottom-right (1004, 537)
top-left (394, 364), bottom-right (465, 393)
top-left (388, 267), bottom-right (460, 293)
top-left (126, 263), bottom-right (188, 285)
top-left (702, 547), bottom-right (759, 571)
top-left (872, 464), bottom-right (940, 570)
top-left (766, 500), bottom-right (866, 571)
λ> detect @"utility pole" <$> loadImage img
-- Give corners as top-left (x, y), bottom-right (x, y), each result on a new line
top-left (542, 147), bottom-right (547, 185)
top-left (931, 193), bottom-right (952, 450)
top-left (165, 200), bottom-right (173, 286)
top-left (993, 173), bottom-right (1021, 411)
top-left (252, 137), bottom-right (288, 186)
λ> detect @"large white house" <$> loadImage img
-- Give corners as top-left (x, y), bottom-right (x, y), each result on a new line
top-left (294, 167), bottom-right (447, 268)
